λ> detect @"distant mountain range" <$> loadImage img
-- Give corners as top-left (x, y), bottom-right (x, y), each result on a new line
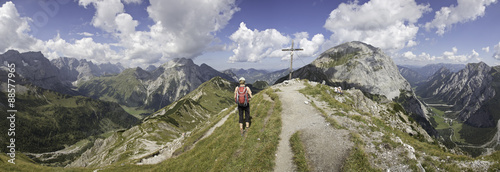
top-left (51, 57), bottom-right (125, 86)
top-left (78, 58), bottom-right (235, 113)
top-left (222, 68), bottom-right (288, 85)
top-left (398, 63), bottom-right (465, 85)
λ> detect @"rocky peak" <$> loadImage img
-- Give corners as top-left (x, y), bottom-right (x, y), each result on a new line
top-left (51, 57), bottom-right (123, 84)
top-left (311, 41), bottom-right (411, 100)
top-left (161, 58), bottom-right (195, 69)
top-left (317, 41), bottom-right (380, 60)
top-left (134, 67), bottom-right (151, 80)
top-left (145, 65), bottom-right (157, 72)
top-left (435, 66), bottom-right (452, 75)
top-left (0, 50), bottom-right (76, 94)
top-left (99, 62), bottom-right (124, 75)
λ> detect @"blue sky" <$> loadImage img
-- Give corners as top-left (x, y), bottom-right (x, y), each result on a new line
top-left (1, 0), bottom-right (500, 71)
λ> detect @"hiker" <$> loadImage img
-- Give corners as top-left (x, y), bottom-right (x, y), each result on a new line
top-left (334, 86), bottom-right (343, 94)
top-left (234, 77), bottom-right (253, 136)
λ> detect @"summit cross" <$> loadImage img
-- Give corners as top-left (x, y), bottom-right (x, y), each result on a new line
top-left (282, 40), bottom-right (303, 80)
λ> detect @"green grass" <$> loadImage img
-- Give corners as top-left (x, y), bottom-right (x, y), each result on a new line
top-left (299, 82), bottom-right (354, 112)
top-left (172, 105), bottom-right (236, 156)
top-left (459, 124), bottom-right (496, 145)
top-left (450, 121), bottom-right (465, 143)
top-left (290, 131), bottom-right (311, 172)
top-left (431, 111), bottom-right (449, 130)
top-left (120, 105), bottom-right (153, 119)
top-left (309, 101), bottom-right (344, 129)
top-left (430, 107), bottom-right (445, 116)
top-left (0, 153), bottom-right (88, 172)
top-left (319, 51), bottom-right (360, 68)
top-left (342, 133), bottom-right (381, 172)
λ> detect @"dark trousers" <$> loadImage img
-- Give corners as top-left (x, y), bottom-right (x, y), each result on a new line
top-left (238, 104), bottom-right (250, 124)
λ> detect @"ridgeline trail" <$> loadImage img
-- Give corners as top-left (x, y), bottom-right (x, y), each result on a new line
top-left (273, 81), bottom-right (352, 172)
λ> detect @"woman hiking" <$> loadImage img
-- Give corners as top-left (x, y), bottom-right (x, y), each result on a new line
top-left (234, 77), bottom-right (253, 136)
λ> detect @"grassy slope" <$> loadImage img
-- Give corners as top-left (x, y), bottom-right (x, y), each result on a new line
top-left (0, 153), bottom-right (88, 172)
top-left (77, 68), bottom-right (149, 111)
top-left (73, 77), bottom-right (237, 168)
top-left (0, 86), bottom-right (138, 154)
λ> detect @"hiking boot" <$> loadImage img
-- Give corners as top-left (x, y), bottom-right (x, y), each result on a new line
top-left (240, 128), bottom-right (244, 137)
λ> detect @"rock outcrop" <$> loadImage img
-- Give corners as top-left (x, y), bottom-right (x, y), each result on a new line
top-left (275, 41), bottom-right (436, 136)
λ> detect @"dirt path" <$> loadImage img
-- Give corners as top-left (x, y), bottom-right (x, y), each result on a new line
top-left (273, 81), bottom-right (352, 172)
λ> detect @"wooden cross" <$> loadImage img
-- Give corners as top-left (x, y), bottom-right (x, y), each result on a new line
top-left (282, 40), bottom-right (303, 80)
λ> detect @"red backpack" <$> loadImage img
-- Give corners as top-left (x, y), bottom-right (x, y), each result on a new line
top-left (236, 86), bottom-right (248, 107)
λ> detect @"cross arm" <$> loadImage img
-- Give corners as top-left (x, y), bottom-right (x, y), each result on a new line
top-left (282, 48), bottom-right (303, 51)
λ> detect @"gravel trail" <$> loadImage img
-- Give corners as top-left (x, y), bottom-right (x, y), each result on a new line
top-left (273, 81), bottom-right (352, 172)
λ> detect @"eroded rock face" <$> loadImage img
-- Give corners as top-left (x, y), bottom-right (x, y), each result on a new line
top-left (0, 50), bottom-right (76, 94)
top-left (311, 41), bottom-right (411, 100)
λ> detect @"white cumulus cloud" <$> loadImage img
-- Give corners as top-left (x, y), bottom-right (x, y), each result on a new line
top-left (77, 32), bottom-right (94, 37)
top-left (425, 0), bottom-right (497, 35)
top-left (471, 49), bottom-right (481, 61)
top-left (324, 0), bottom-right (431, 52)
top-left (483, 46), bottom-right (490, 53)
top-left (42, 34), bottom-right (120, 63)
top-left (228, 23), bottom-right (325, 63)
top-left (0, 2), bottom-right (41, 52)
top-left (79, 0), bottom-right (126, 33)
top-left (494, 42), bottom-right (500, 60)
top-left (296, 33), bottom-right (325, 59)
top-left (147, 0), bottom-right (240, 59)
top-left (228, 22), bottom-right (290, 62)
top-left (401, 51), bottom-right (436, 61)
top-left (442, 47), bottom-right (479, 62)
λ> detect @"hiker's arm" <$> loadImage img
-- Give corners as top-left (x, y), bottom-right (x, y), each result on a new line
top-left (247, 87), bottom-right (253, 98)
top-left (234, 87), bottom-right (238, 99)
